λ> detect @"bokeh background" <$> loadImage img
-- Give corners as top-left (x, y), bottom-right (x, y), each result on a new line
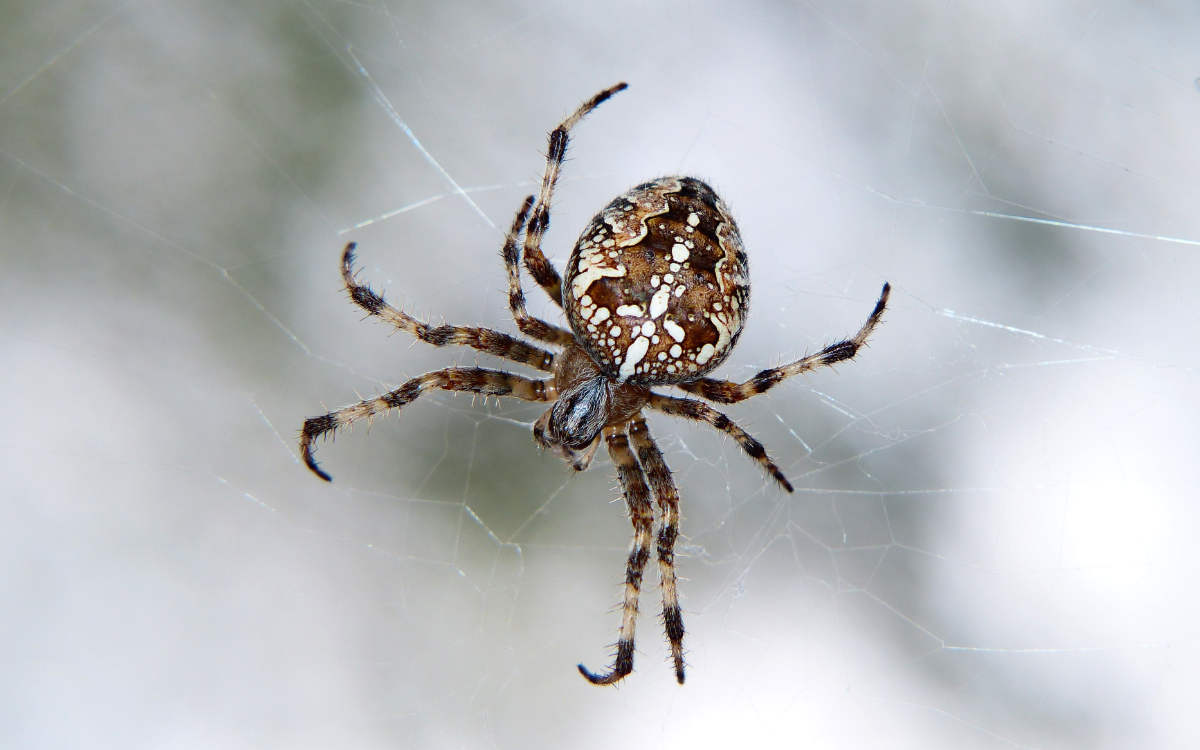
top-left (4, 1), bottom-right (1198, 747)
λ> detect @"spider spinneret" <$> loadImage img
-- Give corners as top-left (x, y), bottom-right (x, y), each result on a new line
top-left (300, 82), bottom-right (890, 687)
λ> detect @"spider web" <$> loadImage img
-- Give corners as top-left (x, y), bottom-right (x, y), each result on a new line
top-left (3, 1), bottom-right (1198, 747)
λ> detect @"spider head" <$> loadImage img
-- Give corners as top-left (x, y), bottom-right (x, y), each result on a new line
top-left (534, 375), bottom-right (611, 470)
top-left (534, 344), bottom-right (654, 471)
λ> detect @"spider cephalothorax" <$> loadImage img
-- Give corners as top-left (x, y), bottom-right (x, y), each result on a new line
top-left (300, 83), bottom-right (890, 686)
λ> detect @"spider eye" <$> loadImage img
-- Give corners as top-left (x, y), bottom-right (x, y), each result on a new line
top-left (549, 376), bottom-right (611, 450)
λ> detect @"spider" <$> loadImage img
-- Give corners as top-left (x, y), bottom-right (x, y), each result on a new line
top-left (300, 83), bottom-right (890, 686)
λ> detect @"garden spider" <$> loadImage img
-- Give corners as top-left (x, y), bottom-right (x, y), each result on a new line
top-left (300, 83), bottom-right (890, 685)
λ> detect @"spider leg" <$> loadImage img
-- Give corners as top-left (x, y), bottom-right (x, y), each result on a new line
top-left (340, 243), bottom-right (556, 372)
top-left (627, 417), bottom-right (686, 684)
top-left (501, 194), bottom-right (574, 346)
top-left (524, 82), bottom-right (628, 308)
top-left (300, 367), bottom-right (554, 482)
top-left (578, 424), bottom-right (653, 686)
top-left (678, 283), bottom-right (890, 404)
top-left (648, 393), bottom-right (794, 493)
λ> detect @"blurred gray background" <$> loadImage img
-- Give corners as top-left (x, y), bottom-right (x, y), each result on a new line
top-left (3, 1), bottom-right (1198, 747)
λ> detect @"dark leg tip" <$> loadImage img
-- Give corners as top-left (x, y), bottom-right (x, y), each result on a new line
top-left (301, 446), bottom-right (333, 482)
top-left (577, 663), bottom-right (624, 686)
top-left (301, 415), bottom-right (338, 482)
top-left (307, 461), bottom-right (333, 483)
top-left (577, 663), bottom-right (602, 683)
top-left (341, 243), bottom-right (359, 280)
top-left (593, 82), bottom-right (629, 107)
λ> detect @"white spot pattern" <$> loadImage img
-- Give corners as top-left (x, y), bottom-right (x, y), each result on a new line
top-left (648, 287), bottom-right (670, 319)
top-left (619, 336), bottom-right (650, 380)
top-left (663, 320), bottom-right (685, 342)
top-left (562, 176), bottom-right (749, 384)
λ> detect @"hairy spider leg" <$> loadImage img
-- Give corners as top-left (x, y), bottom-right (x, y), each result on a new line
top-left (649, 393), bottom-right (794, 493)
top-left (301, 367), bottom-right (554, 482)
top-left (340, 243), bottom-right (557, 372)
top-left (578, 424), bottom-right (654, 685)
top-left (678, 283), bottom-right (890, 404)
top-left (501, 194), bottom-right (574, 346)
top-left (523, 82), bottom-right (628, 308)
top-left (627, 417), bottom-right (686, 684)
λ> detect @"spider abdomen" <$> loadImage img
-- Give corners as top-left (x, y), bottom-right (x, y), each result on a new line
top-left (563, 177), bottom-right (750, 385)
